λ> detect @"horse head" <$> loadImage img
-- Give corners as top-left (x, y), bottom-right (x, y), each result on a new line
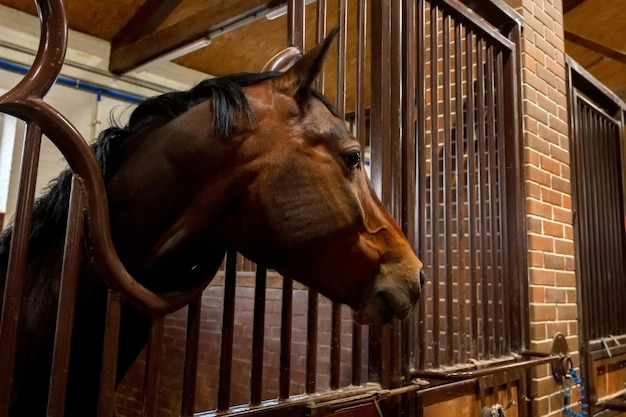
top-left (231, 30), bottom-right (424, 324)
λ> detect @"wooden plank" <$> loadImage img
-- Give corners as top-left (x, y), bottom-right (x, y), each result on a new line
top-left (565, 30), bottom-right (626, 66)
top-left (109, 0), bottom-right (280, 74)
top-left (112, 0), bottom-right (183, 48)
top-left (563, 0), bottom-right (586, 13)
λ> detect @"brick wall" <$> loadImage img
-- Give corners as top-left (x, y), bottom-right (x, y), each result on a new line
top-left (503, 0), bottom-right (577, 415)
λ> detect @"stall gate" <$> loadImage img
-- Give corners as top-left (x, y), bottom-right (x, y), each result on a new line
top-left (567, 57), bottom-right (626, 415)
top-left (0, 1), bottom-right (568, 417)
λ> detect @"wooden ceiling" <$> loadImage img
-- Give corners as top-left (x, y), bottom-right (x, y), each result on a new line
top-left (563, 0), bottom-right (626, 102)
top-left (0, 0), bottom-right (624, 103)
top-left (0, 0), bottom-right (364, 109)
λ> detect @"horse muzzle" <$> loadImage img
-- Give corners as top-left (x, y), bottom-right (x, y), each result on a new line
top-left (351, 261), bottom-right (423, 325)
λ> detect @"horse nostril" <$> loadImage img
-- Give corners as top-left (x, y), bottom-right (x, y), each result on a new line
top-left (419, 269), bottom-right (426, 288)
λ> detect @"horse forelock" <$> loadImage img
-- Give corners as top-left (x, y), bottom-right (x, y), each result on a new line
top-left (0, 71), bottom-right (282, 266)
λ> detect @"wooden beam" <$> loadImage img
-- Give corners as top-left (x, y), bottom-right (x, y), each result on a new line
top-left (109, 0), bottom-right (283, 74)
top-left (112, 0), bottom-right (182, 49)
top-left (563, 0), bottom-right (586, 13)
top-left (565, 30), bottom-right (626, 66)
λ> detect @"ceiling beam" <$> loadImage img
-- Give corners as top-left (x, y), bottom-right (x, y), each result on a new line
top-left (564, 30), bottom-right (626, 66)
top-left (109, 0), bottom-right (283, 75)
top-left (112, 0), bottom-right (183, 49)
top-left (563, 0), bottom-right (586, 13)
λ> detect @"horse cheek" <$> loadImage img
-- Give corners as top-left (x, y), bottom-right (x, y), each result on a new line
top-left (267, 168), bottom-right (352, 248)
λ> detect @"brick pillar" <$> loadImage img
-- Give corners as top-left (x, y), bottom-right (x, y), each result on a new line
top-left (502, 1), bottom-right (577, 416)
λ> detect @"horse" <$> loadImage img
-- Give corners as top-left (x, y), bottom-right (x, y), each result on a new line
top-left (0, 29), bottom-right (424, 416)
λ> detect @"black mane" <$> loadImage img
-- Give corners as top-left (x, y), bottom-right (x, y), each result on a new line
top-left (0, 71), bottom-right (280, 263)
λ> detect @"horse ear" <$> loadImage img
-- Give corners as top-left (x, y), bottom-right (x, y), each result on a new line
top-left (272, 26), bottom-right (339, 96)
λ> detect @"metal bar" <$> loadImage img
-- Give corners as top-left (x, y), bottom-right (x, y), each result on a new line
top-left (97, 291), bottom-right (122, 417)
top-left (330, 303), bottom-right (341, 389)
top-left (279, 277), bottom-right (293, 399)
top-left (352, 322), bottom-right (362, 386)
top-left (401, 0), bottom-right (417, 379)
top-left (355, 0), bottom-right (366, 149)
top-left (330, 0), bottom-right (348, 391)
top-left (453, 20), bottom-right (467, 365)
top-left (389, 0), bottom-right (403, 391)
top-left (475, 38), bottom-right (489, 359)
top-left (465, 30), bottom-right (478, 360)
top-left (495, 49), bottom-right (511, 356)
top-left (336, 0), bottom-right (347, 117)
top-left (429, 3), bottom-right (441, 369)
top-left (413, 354), bottom-right (562, 380)
top-left (485, 44), bottom-right (499, 356)
top-left (0, 123), bottom-right (42, 416)
top-left (442, 12), bottom-right (454, 367)
top-left (314, 0), bottom-right (327, 93)
top-left (416, 0), bottom-right (427, 371)
top-left (250, 266), bottom-right (267, 405)
top-left (143, 317), bottom-right (164, 417)
top-left (305, 289), bottom-right (318, 393)
top-left (47, 178), bottom-right (85, 417)
top-left (288, 0), bottom-right (305, 48)
top-left (369, 0), bottom-right (392, 385)
top-left (217, 250), bottom-right (237, 411)
top-left (181, 297), bottom-right (202, 416)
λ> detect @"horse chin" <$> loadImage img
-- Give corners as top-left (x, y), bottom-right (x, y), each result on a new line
top-left (351, 265), bottom-right (422, 325)
top-left (351, 289), bottom-right (415, 325)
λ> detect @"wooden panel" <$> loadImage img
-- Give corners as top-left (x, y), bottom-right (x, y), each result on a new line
top-left (593, 352), bottom-right (626, 402)
top-left (424, 387), bottom-right (519, 417)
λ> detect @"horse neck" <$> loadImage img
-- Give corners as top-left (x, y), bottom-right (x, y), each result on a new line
top-left (105, 104), bottom-right (247, 277)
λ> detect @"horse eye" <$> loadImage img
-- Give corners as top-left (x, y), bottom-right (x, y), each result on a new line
top-left (343, 150), bottom-right (361, 169)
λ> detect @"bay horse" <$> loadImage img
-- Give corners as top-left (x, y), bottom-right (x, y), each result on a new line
top-left (0, 29), bottom-right (423, 416)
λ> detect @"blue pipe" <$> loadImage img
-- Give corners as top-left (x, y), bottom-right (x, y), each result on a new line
top-left (0, 59), bottom-right (145, 103)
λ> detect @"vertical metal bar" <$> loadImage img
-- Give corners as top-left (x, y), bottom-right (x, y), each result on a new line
top-left (369, 0), bottom-right (392, 385)
top-left (305, 289), bottom-right (318, 393)
top-left (495, 50), bottom-right (510, 354)
top-left (279, 277), bottom-right (293, 399)
top-left (217, 250), bottom-right (237, 411)
top-left (475, 38), bottom-right (489, 359)
top-left (314, 0), bottom-right (327, 93)
top-left (585, 106), bottom-right (601, 336)
top-left (465, 31), bottom-right (478, 360)
top-left (97, 291), bottom-right (122, 417)
top-left (429, 3), bottom-right (440, 369)
top-left (47, 178), bottom-right (85, 417)
top-left (390, 0), bottom-right (403, 222)
top-left (352, 0), bottom-right (367, 386)
top-left (595, 112), bottom-right (605, 330)
top-left (416, 0), bottom-right (427, 371)
top-left (330, 0), bottom-right (348, 391)
top-left (485, 44), bottom-right (499, 357)
top-left (389, 0), bottom-right (403, 391)
top-left (306, 0), bottom-right (326, 394)
top-left (336, 0), bottom-right (347, 117)
top-left (580, 104), bottom-right (598, 338)
top-left (330, 303), bottom-right (341, 389)
top-left (442, 12), bottom-right (454, 367)
top-left (143, 317), bottom-right (164, 417)
top-left (250, 266), bottom-right (267, 405)
top-left (401, 0), bottom-right (417, 380)
top-left (181, 297), bottom-right (201, 416)
top-left (288, 0), bottom-right (305, 48)
top-left (355, 0), bottom-right (367, 149)
top-left (0, 124), bottom-right (42, 416)
top-left (454, 20), bottom-right (467, 364)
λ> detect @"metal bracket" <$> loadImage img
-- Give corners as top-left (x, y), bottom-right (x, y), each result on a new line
top-left (551, 333), bottom-right (571, 382)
